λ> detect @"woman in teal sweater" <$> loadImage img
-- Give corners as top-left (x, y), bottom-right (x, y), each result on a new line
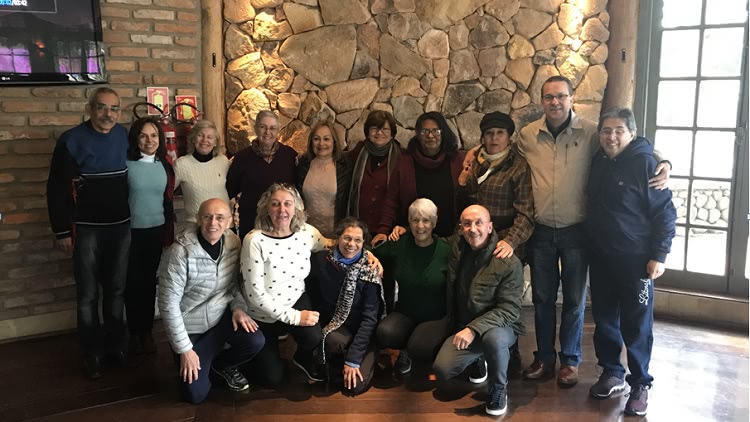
top-left (125, 117), bottom-right (175, 357)
top-left (375, 198), bottom-right (450, 375)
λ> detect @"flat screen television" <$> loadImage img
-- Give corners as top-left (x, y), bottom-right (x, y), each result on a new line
top-left (0, 0), bottom-right (106, 85)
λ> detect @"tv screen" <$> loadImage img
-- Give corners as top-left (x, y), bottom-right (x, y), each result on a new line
top-left (0, 0), bottom-right (106, 85)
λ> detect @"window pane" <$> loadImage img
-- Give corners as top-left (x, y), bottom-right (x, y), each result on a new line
top-left (660, 30), bottom-right (700, 77)
top-left (686, 228), bottom-right (727, 275)
top-left (666, 226), bottom-right (686, 271)
top-left (654, 129), bottom-right (693, 176)
top-left (701, 28), bottom-right (745, 77)
top-left (657, 81), bottom-right (696, 127)
top-left (693, 131), bottom-right (736, 179)
top-left (662, 0), bottom-right (703, 28)
top-left (669, 177), bottom-right (689, 224)
top-left (705, 0), bottom-right (748, 25)
top-left (697, 80), bottom-right (741, 128)
top-left (690, 180), bottom-right (730, 228)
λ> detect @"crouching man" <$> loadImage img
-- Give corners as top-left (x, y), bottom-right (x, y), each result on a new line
top-left (433, 205), bottom-right (525, 416)
top-left (158, 198), bottom-right (265, 403)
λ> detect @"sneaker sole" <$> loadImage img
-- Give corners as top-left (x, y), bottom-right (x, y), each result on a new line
top-left (589, 382), bottom-right (627, 399)
top-left (292, 358), bottom-right (325, 382)
top-left (469, 373), bottom-right (488, 384)
top-left (486, 403), bottom-right (507, 416)
top-left (624, 407), bottom-right (647, 417)
top-left (469, 361), bottom-right (488, 384)
top-left (211, 367), bottom-right (250, 392)
top-left (395, 363), bottom-right (412, 376)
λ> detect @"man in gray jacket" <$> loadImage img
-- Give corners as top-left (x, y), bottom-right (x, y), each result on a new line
top-left (433, 205), bottom-right (525, 416)
top-left (158, 198), bottom-right (265, 403)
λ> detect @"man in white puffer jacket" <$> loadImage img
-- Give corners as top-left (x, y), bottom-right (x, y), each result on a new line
top-left (158, 198), bottom-right (265, 403)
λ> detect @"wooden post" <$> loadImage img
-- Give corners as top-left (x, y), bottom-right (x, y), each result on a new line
top-left (603, 0), bottom-right (640, 110)
top-left (200, 0), bottom-right (224, 140)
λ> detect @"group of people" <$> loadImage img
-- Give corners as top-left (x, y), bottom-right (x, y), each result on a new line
top-left (46, 74), bottom-right (676, 417)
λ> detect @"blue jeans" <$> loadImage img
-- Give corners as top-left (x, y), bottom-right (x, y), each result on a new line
top-left (73, 223), bottom-right (130, 356)
top-left (527, 223), bottom-right (588, 367)
top-left (433, 326), bottom-right (517, 387)
top-left (172, 308), bottom-right (266, 403)
top-left (589, 254), bottom-right (654, 387)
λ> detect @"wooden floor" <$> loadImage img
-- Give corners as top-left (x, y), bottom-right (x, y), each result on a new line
top-left (0, 309), bottom-right (747, 422)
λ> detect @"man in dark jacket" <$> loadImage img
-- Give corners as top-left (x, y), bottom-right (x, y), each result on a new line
top-left (46, 87), bottom-right (130, 379)
top-left (433, 205), bottom-right (525, 416)
top-left (585, 107), bottom-right (676, 417)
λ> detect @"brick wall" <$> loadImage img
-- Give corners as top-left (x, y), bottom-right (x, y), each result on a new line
top-left (0, 0), bottom-right (202, 336)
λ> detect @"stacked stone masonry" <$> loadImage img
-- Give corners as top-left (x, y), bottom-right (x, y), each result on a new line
top-left (0, 0), bottom-right (202, 322)
top-left (223, 0), bottom-right (610, 154)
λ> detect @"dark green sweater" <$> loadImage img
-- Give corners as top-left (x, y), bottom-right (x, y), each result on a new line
top-left (376, 232), bottom-right (450, 322)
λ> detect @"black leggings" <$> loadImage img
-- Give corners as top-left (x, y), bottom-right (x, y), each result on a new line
top-left (241, 293), bottom-right (322, 387)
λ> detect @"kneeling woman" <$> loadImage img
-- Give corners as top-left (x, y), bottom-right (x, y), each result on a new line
top-left (305, 218), bottom-right (385, 395)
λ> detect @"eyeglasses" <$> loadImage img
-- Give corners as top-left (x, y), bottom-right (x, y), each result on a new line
top-left (600, 128), bottom-right (630, 137)
top-left (369, 127), bottom-right (391, 134)
top-left (542, 93), bottom-right (570, 102)
top-left (418, 128), bottom-right (441, 136)
top-left (94, 103), bottom-right (121, 113)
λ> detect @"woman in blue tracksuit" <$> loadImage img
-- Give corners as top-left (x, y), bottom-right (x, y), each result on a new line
top-left (584, 107), bottom-right (676, 417)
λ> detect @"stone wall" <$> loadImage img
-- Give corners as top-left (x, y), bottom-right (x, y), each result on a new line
top-left (0, 0), bottom-right (202, 338)
top-left (673, 188), bottom-right (731, 228)
top-left (223, 0), bottom-right (610, 154)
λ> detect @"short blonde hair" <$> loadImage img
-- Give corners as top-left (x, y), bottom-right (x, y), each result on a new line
top-left (254, 183), bottom-right (307, 232)
top-left (408, 198), bottom-right (438, 226)
top-left (187, 120), bottom-right (223, 156)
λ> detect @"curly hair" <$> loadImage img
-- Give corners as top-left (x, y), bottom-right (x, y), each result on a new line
top-left (408, 111), bottom-right (459, 155)
top-left (254, 183), bottom-right (308, 233)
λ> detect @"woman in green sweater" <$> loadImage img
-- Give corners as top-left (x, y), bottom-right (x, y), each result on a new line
top-left (375, 198), bottom-right (450, 375)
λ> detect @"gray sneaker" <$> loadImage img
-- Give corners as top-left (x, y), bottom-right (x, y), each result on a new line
top-left (589, 372), bottom-right (627, 399)
top-left (624, 384), bottom-right (650, 416)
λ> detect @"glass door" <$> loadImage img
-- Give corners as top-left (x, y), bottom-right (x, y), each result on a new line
top-left (637, 0), bottom-right (749, 296)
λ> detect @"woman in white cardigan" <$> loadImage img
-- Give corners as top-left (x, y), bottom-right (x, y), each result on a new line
top-left (173, 120), bottom-right (231, 234)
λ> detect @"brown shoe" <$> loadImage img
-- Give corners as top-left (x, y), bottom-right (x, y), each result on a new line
top-left (557, 365), bottom-right (579, 386)
top-left (522, 360), bottom-right (554, 380)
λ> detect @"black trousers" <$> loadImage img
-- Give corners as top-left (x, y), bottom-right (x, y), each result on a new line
top-left (242, 293), bottom-right (322, 387)
top-left (125, 226), bottom-right (165, 333)
top-left (325, 326), bottom-right (376, 396)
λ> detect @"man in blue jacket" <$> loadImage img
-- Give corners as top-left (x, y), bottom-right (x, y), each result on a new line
top-left (584, 107), bottom-right (676, 417)
top-left (46, 87), bottom-right (130, 379)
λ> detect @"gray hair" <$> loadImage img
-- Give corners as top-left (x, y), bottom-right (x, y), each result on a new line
top-left (408, 198), bottom-right (438, 226)
top-left (598, 106), bottom-right (637, 133)
top-left (87, 87), bottom-right (119, 108)
top-left (254, 183), bottom-right (307, 233)
top-left (254, 110), bottom-right (279, 130)
top-left (187, 119), bottom-right (223, 156)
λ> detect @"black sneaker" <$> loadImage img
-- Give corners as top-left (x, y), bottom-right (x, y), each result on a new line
top-left (486, 383), bottom-right (508, 416)
top-left (394, 350), bottom-right (412, 375)
top-left (589, 371), bottom-right (627, 399)
top-left (82, 354), bottom-right (103, 380)
top-left (624, 384), bottom-right (650, 416)
top-left (212, 366), bottom-right (249, 392)
top-left (292, 353), bottom-right (325, 382)
top-left (469, 358), bottom-right (488, 384)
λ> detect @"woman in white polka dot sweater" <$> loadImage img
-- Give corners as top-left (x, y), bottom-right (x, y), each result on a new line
top-left (240, 183), bottom-right (331, 385)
